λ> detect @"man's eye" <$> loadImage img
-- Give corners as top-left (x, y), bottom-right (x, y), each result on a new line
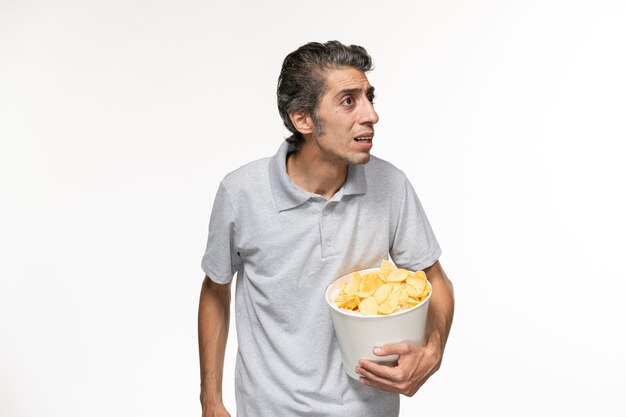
top-left (367, 94), bottom-right (375, 103)
top-left (342, 97), bottom-right (354, 106)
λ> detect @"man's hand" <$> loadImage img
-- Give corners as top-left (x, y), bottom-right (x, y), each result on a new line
top-left (356, 260), bottom-right (454, 396)
top-left (201, 402), bottom-right (231, 417)
top-left (355, 340), bottom-right (443, 397)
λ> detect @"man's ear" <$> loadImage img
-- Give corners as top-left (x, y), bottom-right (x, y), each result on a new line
top-left (289, 111), bottom-right (314, 135)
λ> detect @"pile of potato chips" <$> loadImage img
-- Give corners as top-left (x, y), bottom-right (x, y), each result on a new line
top-left (334, 260), bottom-right (431, 316)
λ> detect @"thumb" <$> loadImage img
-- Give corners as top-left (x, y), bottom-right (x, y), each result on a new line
top-left (373, 343), bottom-right (409, 356)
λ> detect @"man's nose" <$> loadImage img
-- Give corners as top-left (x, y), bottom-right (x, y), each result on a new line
top-left (360, 99), bottom-right (379, 125)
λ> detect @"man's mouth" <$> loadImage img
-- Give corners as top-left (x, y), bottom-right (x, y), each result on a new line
top-left (354, 133), bottom-right (374, 143)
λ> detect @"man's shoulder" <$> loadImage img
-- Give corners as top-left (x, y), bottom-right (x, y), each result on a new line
top-left (361, 155), bottom-right (414, 200)
top-left (220, 155), bottom-right (271, 190)
top-left (365, 155), bottom-right (407, 182)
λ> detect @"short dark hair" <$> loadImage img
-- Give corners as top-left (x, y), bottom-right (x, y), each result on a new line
top-left (277, 40), bottom-right (373, 147)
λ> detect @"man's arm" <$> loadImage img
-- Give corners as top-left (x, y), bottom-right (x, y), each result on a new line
top-left (198, 276), bottom-right (232, 417)
top-left (355, 260), bottom-right (454, 396)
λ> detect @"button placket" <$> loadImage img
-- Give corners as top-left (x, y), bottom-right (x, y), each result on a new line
top-left (320, 202), bottom-right (338, 257)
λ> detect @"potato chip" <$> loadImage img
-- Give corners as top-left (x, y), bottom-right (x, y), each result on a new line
top-left (335, 293), bottom-right (360, 310)
top-left (356, 272), bottom-right (382, 298)
top-left (380, 259), bottom-right (395, 273)
top-left (414, 270), bottom-right (427, 281)
top-left (358, 296), bottom-right (379, 315)
top-left (404, 281), bottom-right (419, 298)
top-left (400, 298), bottom-right (418, 310)
top-left (378, 291), bottom-right (399, 314)
top-left (373, 283), bottom-right (393, 304)
top-left (390, 283), bottom-right (403, 296)
top-left (397, 285), bottom-right (409, 303)
top-left (344, 272), bottom-right (362, 296)
top-left (407, 273), bottom-right (427, 296)
top-left (387, 268), bottom-right (410, 283)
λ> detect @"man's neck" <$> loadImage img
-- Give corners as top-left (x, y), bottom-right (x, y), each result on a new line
top-left (286, 142), bottom-right (348, 201)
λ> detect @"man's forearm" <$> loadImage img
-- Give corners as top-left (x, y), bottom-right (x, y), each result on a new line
top-left (424, 261), bottom-right (454, 351)
top-left (198, 276), bottom-right (231, 410)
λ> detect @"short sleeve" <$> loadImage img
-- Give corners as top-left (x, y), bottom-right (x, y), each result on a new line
top-left (390, 177), bottom-right (442, 271)
top-left (201, 182), bottom-right (241, 284)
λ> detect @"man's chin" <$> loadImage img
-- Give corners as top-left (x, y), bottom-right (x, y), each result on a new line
top-left (348, 153), bottom-right (371, 165)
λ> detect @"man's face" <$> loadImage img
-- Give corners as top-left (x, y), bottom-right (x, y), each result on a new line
top-left (311, 67), bottom-right (379, 165)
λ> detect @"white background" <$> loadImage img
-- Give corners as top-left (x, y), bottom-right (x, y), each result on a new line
top-left (1, 1), bottom-right (625, 416)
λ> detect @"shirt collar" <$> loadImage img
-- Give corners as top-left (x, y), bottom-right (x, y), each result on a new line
top-left (268, 141), bottom-right (367, 212)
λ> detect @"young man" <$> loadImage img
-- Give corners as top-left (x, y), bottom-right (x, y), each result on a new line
top-left (198, 41), bottom-right (454, 417)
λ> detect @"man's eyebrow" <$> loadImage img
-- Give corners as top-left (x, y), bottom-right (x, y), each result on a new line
top-left (334, 86), bottom-right (376, 99)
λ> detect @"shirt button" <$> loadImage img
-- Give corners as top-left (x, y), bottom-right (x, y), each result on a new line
top-left (326, 240), bottom-right (332, 247)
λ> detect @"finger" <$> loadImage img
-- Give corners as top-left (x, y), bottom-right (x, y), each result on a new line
top-left (358, 359), bottom-right (399, 381)
top-left (356, 365), bottom-right (399, 392)
top-left (373, 343), bottom-right (411, 357)
top-left (358, 375), bottom-right (398, 393)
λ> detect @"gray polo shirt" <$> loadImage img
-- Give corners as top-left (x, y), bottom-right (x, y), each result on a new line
top-left (202, 141), bottom-right (441, 417)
